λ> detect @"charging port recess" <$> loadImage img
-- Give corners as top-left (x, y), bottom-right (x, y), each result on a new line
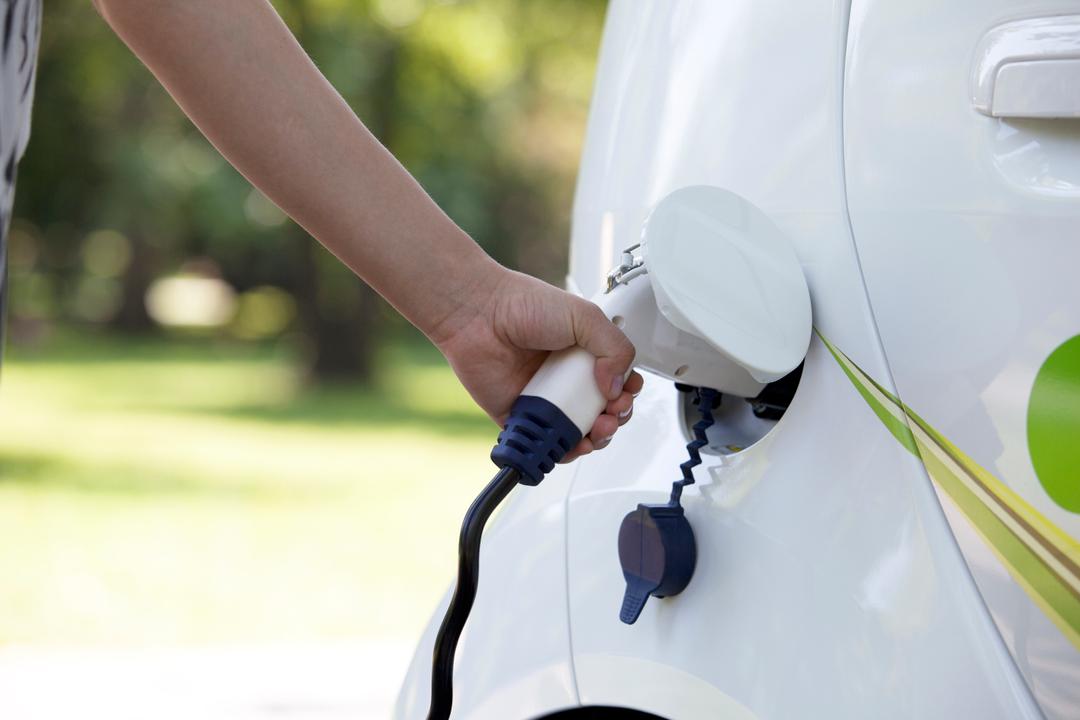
top-left (676, 363), bottom-right (803, 455)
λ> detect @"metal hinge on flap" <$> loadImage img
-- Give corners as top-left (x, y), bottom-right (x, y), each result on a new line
top-left (604, 243), bottom-right (647, 293)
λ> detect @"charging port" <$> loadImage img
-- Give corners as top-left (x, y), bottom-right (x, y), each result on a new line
top-left (676, 363), bottom-right (803, 454)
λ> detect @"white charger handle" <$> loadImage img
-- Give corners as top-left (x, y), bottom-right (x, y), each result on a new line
top-left (518, 346), bottom-right (607, 437)
top-left (516, 279), bottom-right (648, 437)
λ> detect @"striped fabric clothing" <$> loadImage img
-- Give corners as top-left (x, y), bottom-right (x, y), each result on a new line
top-left (0, 0), bottom-right (41, 359)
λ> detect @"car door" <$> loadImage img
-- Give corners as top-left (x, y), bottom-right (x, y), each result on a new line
top-left (844, 2), bottom-right (1080, 717)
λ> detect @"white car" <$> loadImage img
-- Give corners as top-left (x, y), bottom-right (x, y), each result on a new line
top-left (396, 1), bottom-right (1080, 718)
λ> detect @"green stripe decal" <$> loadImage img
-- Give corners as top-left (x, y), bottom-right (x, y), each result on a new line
top-left (818, 331), bottom-right (1080, 651)
top-left (819, 334), bottom-right (919, 456)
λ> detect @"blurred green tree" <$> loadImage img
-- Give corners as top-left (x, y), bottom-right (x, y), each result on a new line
top-left (10, 0), bottom-right (606, 382)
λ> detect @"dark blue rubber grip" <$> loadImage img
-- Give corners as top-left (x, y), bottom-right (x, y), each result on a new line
top-left (490, 395), bottom-right (583, 486)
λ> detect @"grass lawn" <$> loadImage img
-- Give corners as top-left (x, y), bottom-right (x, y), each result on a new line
top-left (0, 329), bottom-right (494, 647)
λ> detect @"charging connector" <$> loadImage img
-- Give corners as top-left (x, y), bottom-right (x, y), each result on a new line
top-left (427, 399), bottom-right (579, 720)
top-left (490, 395), bottom-right (583, 486)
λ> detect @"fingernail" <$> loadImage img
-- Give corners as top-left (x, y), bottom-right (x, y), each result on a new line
top-left (618, 407), bottom-right (632, 419)
top-left (610, 376), bottom-right (623, 398)
top-left (595, 436), bottom-right (612, 449)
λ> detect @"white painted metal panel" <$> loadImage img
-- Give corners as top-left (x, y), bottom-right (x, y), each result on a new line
top-left (845, 0), bottom-right (1080, 716)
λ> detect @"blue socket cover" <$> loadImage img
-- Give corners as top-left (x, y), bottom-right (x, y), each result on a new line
top-left (617, 503), bottom-right (697, 624)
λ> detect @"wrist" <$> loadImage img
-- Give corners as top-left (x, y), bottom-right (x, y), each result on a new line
top-left (423, 236), bottom-right (509, 349)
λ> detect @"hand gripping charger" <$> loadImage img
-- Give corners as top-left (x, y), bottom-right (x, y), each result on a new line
top-left (491, 184), bottom-right (812, 483)
top-left (427, 185), bottom-right (811, 720)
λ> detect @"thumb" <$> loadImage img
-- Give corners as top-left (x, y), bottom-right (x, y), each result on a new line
top-left (570, 298), bottom-right (635, 400)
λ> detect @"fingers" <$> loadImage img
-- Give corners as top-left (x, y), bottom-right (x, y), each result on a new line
top-left (606, 391), bottom-right (633, 423)
top-left (570, 299), bottom-right (635, 400)
top-left (557, 413), bottom-right (623, 463)
top-left (558, 374), bottom-right (646, 464)
top-left (606, 371), bottom-right (642, 414)
top-left (623, 371), bottom-right (644, 396)
top-left (561, 436), bottom-right (594, 464)
top-left (557, 415), bottom-right (614, 464)
top-left (590, 413), bottom-right (619, 446)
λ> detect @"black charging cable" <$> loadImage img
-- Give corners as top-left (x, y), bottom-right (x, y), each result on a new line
top-left (427, 466), bottom-right (521, 720)
top-left (426, 394), bottom-right (582, 720)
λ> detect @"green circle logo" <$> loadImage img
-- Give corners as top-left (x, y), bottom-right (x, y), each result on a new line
top-left (1028, 334), bottom-right (1080, 514)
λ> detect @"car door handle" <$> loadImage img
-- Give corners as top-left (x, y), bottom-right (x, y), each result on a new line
top-left (972, 15), bottom-right (1080, 119)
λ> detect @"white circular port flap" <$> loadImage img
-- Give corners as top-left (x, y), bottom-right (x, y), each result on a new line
top-left (641, 185), bottom-right (811, 383)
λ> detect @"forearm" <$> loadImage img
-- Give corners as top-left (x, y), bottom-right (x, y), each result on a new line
top-left (93, 0), bottom-right (500, 343)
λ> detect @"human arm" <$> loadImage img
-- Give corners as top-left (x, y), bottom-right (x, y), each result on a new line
top-left (91, 0), bottom-right (641, 457)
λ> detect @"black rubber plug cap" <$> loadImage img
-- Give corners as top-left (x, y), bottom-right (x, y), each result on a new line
top-left (617, 503), bottom-right (696, 625)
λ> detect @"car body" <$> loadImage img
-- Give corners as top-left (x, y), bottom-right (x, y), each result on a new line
top-left (396, 1), bottom-right (1080, 717)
